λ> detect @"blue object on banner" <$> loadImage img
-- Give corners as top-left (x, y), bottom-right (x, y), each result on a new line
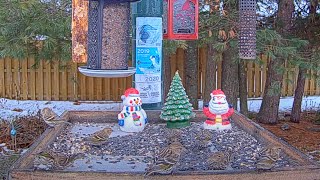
top-left (136, 47), bottom-right (161, 75)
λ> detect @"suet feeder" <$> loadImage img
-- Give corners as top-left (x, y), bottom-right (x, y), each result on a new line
top-left (239, 0), bottom-right (256, 59)
top-left (163, 0), bottom-right (199, 40)
top-left (78, 0), bottom-right (140, 78)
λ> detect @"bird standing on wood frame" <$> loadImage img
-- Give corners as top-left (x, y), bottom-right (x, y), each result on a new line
top-left (40, 107), bottom-right (65, 127)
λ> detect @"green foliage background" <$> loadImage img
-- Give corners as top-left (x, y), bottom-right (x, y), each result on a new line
top-left (0, 0), bottom-right (71, 62)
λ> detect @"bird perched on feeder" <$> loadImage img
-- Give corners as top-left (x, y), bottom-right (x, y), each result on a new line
top-left (40, 107), bottom-right (65, 127)
top-left (256, 145), bottom-right (282, 170)
top-left (145, 138), bottom-right (186, 176)
top-left (84, 127), bottom-right (113, 145)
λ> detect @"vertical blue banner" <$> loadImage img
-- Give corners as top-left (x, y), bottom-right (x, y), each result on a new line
top-left (135, 17), bottom-right (162, 103)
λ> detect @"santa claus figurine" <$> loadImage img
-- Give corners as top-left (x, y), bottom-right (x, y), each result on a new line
top-left (203, 89), bottom-right (234, 131)
top-left (118, 88), bottom-right (148, 132)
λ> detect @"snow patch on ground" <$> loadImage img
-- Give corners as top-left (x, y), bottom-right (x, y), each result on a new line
top-left (239, 96), bottom-right (320, 112)
top-left (0, 98), bottom-right (122, 122)
top-left (0, 96), bottom-right (319, 122)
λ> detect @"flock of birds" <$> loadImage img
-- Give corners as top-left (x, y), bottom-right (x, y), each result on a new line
top-left (36, 107), bottom-right (284, 174)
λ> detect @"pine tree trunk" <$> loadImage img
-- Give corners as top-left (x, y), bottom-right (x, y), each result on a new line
top-left (163, 54), bottom-right (171, 101)
top-left (185, 41), bottom-right (198, 109)
top-left (291, 0), bottom-right (319, 122)
top-left (257, 58), bottom-right (285, 124)
top-left (238, 60), bottom-right (248, 116)
top-left (257, 0), bottom-right (294, 124)
top-left (291, 66), bottom-right (307, 123)
top-left (203, 44), bottom-right (217, 104)
top-left (221, 47), bottom-right (238, 109)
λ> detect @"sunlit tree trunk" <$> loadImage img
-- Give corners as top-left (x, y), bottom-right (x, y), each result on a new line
top-left (256, 0), bottom-right (294, 124)
top-left (291, 0), bottom-right (318, 122)
top-left (291, 66), bottom-right (307, 122)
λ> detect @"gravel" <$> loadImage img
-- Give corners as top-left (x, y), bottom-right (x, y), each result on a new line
top-left (31, 121), bottom-right (300, 173)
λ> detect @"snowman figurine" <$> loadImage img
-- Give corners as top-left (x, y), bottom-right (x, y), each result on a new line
top-left (203, 89), bottom-right (234, 131)
top-left (118, 88), bottom-right (148, 132)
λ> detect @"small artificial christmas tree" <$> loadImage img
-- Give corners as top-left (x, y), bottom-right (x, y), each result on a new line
top-left (160, 71), bottom-right (195, 128)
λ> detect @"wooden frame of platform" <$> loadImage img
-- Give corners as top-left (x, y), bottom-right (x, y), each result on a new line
top-left (9, 111), bottom-right (320, 180)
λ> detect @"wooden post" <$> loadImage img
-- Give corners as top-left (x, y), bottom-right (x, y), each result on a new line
top-left (5, 57), bottom-right (13, 99)
top-left (38, 60), bottom-right (44, 100)
top-left (53, 61), bottom-right (60, 100)
top-left (0, 59), bottom-right (5, 97)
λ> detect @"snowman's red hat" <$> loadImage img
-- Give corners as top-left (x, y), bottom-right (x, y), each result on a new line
top-left (210, 89), bottom-right (226, 97)
top-left (121, 88), bottom-right (140, 100)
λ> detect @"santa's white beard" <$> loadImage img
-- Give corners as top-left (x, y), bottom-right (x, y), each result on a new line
top-left (209, 101), bottom-right (229, 115)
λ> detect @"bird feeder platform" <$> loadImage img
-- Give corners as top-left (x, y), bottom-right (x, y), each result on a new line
top-left (78, 66), bottom-right (136, 78)
top-left (9, 111), bottom-right (320, 180)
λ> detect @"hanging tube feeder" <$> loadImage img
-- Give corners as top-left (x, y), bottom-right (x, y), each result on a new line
top-left (79, 0), bottom-right (140, 78)
top-left (239, 0), bottom-right (256, 59)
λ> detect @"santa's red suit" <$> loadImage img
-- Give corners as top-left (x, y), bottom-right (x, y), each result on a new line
top-left (203, 89), bottom-right (234, 130)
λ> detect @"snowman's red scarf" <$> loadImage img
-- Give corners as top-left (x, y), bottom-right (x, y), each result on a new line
top-left (119, 106), bottom-right (142, 119)
top-left (203, 106), bottom-right (234, 119)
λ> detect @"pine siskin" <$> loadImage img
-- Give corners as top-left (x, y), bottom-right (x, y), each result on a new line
top-left (84, 127), bottom-right (113, 145)
top-left (256, 145), bottom-right (282, 170)
top-left (40, 107), bottom-right (65, 127)
top-left (38, 150), bottom-right (83, 168)
top-left (259, 145), bottom-right (282, 161)
top-left (144, 162), bottom-right (175, 176)
top-left (195, 129), bottom-right (213, 148)
top-left (145, 139), bottom-right (186, 176)
top-left (256, 156), bottom-right (277, 170)
top-left (207, 151), bottom-right (232, 170)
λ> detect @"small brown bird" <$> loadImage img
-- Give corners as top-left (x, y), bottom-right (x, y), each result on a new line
top-left (259, 145), bottom-right (282, 161)
top-left (40, 107), bottom-right (64, 127)
top-left (207, 151), bottom-right (232, 170)
top-left (38, 150), bottom-right (83, 168)
top-left (145, 139), bottom-right (186, 176)
top-left (256, 156), bottom-right (277, 170)
top-left (157, 141), bottom-right (186, 163)
top-left (196, 129), bottom-right (213, 147)
top-left (256, 145), bottom-right (282, 170)
top-left (84, 127), bottom-right (113, 145)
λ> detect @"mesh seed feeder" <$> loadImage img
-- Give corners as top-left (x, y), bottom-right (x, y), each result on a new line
top-left (163, 0), bottom-right (199, 40)
top-left (79, 0), bottom-right (140, 78)
top-left (239, 0), bottom-right (256, 59)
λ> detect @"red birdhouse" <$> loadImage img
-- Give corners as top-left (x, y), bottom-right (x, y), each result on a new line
top-left (163, 0), bottom-right (199, 40)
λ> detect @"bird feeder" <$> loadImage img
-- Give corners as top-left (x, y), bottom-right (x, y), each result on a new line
top-left (78, 0), bottom-right (140, 78)
top-left (239, 0), bottom-right (256, 59)
top-left (163, 0), bottom-right (199, 40)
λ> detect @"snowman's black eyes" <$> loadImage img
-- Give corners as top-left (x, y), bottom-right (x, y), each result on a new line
top-left (133, 99), bottom-right (136, 101)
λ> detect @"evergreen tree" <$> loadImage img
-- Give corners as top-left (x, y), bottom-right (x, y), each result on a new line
top-left (160, 71), bottom-right (195, 128)
top-left (0, 0), bottom-right (71, 63)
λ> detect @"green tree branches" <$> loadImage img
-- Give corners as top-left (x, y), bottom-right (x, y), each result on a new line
top-left (0, 0), bottom-right (71, 62)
